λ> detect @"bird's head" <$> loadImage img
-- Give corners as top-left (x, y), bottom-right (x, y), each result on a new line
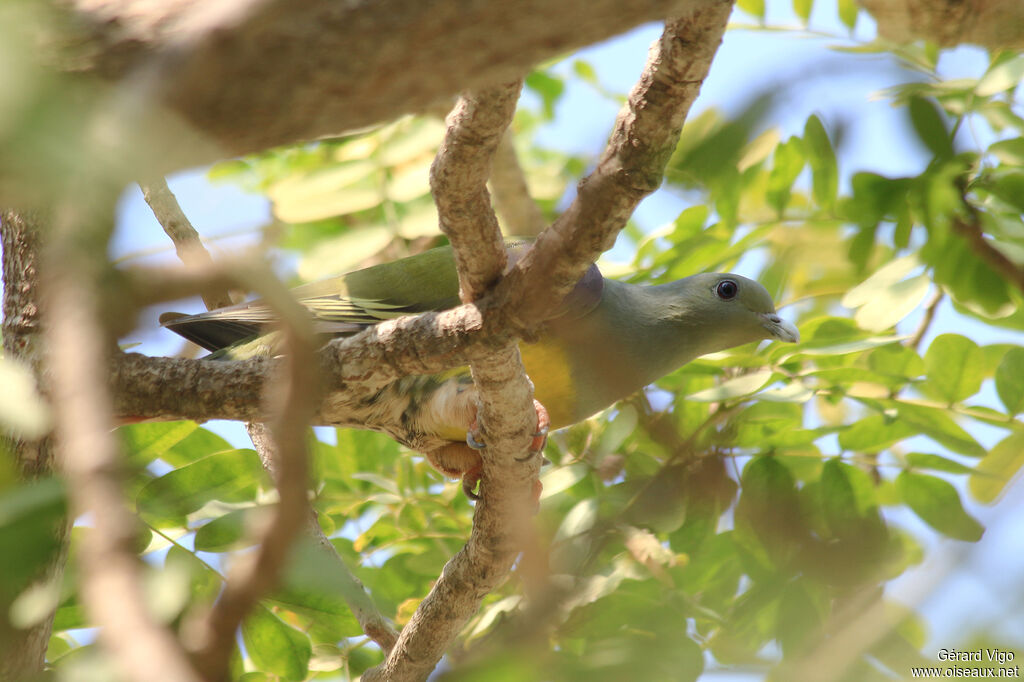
top-left (670, 273), bottom-right (799, 353)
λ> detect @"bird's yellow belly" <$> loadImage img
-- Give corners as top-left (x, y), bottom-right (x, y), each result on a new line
top-left (426, 340), bottom-right (577, 443)
top-left (520, 339), bottom-right (576, 429)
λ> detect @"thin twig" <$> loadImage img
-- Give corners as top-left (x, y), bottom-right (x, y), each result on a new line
top-left (905, 287), bottom-right (943, 351)
top-left (139, 177), bottom-right (234, 310)
top-left (366, 79), bottom-right (537, 682)
top-left (184, 263), bottom-right (319, 681)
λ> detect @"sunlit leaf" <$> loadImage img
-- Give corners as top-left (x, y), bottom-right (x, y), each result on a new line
top-left (687, 370), bottom-right (774, 402)
top-left (136, 449), bottom-right (267, 525)
top-left (793, 0), bottom-right (813, 21)
top-left (976, 55), bottom-right (1024, 96)
top-left (969, 431), bottom-right (1024, 503)
top-left (896, 472), bottom-right (983, 542)
top-left (0, 357), bottom-right (51, 438)
top-left (736, 0), bottom-right (765, 20)
top-left (905, 453), bottom-right (977, 476)
top-left (995, 347), bottom-right (1024, 414)
top-left (921, 334), bottom-right (985, 404)
top-left (908, 97), bottom-right (953, 160)
top-left (804, 115), bottom-right (837, 207)
top-left (837, 0), bottom-right (858, 29)
top-left (242, 605), bottom-right (312, 680)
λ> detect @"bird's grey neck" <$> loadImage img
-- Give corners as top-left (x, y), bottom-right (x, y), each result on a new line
top-left (594, 279), bottom-right (709, 382)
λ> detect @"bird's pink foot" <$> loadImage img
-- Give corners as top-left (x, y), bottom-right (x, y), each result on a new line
top-left (459, 399), bottom-right (549, 502)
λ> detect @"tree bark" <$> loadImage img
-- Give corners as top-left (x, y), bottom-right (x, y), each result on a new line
top-left (0, 210), bottom-right (68, 681)
top-left (858, 0), bottom-right (1024, 48)
top-left (54, 0), bottom-right (704, 168)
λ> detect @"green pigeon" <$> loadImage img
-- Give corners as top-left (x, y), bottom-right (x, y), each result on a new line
top-left (161, 239), bottom-right (799, 496)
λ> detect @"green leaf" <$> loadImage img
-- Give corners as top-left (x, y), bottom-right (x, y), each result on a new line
top-left (969, 431), bottom-right (1024, 503)
top-left (843, 257), bottom-right (930, 332)
top-left (896, 472), bottom-right (983, 542)
top-left (838, 414), bottom-right (915, 453)
top-left (908, 97), bottom-right (953, 160)
top-left (572, 60), bottom-right (598, 84)
top-left (976, 55), bottom-right (1024, 96)
top-left (298, 226), bottom-right (394, 281)
top-left (267, 162), bottom-right (382, 222)
top-left (890, 400), bottom-right (985, 457)
top-left (554, 499), bottom-right (599, 542)
top-left (274, 538), bottom-right (364, 641)
top-left (0, 357), bottom-right (51, 438)
top-left (793, 0), bottom-right (813, 21)
top-left (766, 136), bottom-right (805, 215)
top-left (922, 334), bottom-right (985, 403)
top-left (820, 459), bottom-right (860, 534)
top-left (988, 137), bottom-right (1024, 165)
top-left (136, 449), bottom-right (267, 525)
top-left (687, 370), bottom-right (774, 402)
top-left (996, 348), bottom-right (1024, 414)
top-left (906, 453), bottom-right (977, 476)
top-left (193, 508), bottom-right (254, 552)
top-left (867, 344), bottom-right (924, 380)
top-left (777, 579), bottom-right (825, 656)
top-left (242, 605), bottom-right (312, 681)
top-left (837, 0), bottom-right (858, 29)
top-left (736, 0), bottom-right (765, 19)
top-left (120, 421), bottom-right (199, 466)
top-left (804, 115), bottom-right (838, 207)
top-left (163, 427), bottom-right (235, 467)
top-left (735, 457), bottom-right (805, 565)
top-left (539, 463), bottom-right (589, 499)
top-left (525, 71), bottom-right (565, 119)
top-left (0, 478), bottom-right (66, 600)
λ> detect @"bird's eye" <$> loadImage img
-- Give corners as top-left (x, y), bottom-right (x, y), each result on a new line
top-left (716, 279), bottom-right (739, 300)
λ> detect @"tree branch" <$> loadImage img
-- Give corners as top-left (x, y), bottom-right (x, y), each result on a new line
top-left (187, 281), bottom-right (319, 681)
top-left (952, 213), bottom-right (1024, 295)
top-left (60, 0), bottom-right (706, 166)
top-left (366, 80), bottom-right (539, 682)
top-left (0, 210), bottom-right (69, 680)
top-left (44, 202), bottom-right (201, 681)
top-left (139, 177), bottom-right (234, 310)
top-left (431, 81), bottom-right (522, 301)
top-left (499, 3), bottom-right (734, 327)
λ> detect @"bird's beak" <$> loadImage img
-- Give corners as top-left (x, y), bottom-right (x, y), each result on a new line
top-left (761, 313), bottom-right (800, 343)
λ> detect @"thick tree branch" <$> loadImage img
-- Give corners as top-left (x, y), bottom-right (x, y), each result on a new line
top-left (366, 80), bottom-right (539, 682)
top-left (431, 81), bottom-right (522, 301)
top-left (60, 0), bottom-right (705, 166)
top-left (859, 0), bottom-right (1024, 49)
top-left (0, 210), bottom-right (68, 680)
top-left (499, 2), bottom-right (734, 327)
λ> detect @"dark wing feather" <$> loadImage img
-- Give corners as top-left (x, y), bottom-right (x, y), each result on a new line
top-left (160, 238), bottom-right (604, 353)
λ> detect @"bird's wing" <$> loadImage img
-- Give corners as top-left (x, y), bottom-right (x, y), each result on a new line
top-left (161, 238), bottom-right (604, 352)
